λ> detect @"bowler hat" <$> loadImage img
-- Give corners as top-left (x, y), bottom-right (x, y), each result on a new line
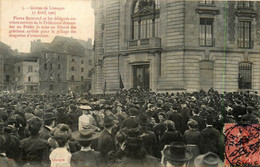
top-left (103, 116), bottom-right (118, 126)
top-left (158, 112), bottom-right (167, 118)
top-left (72, 129), bottom-right (100, 141)
top-left (43, 112), bottom-right (56, 121)
top-left (194, 152), bottom-right (222, 167)
top-left (163, 142), bottom-right (192, 162)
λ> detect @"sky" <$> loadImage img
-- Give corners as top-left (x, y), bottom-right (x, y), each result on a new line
top-left (0, 0), bottom-right (95, 53)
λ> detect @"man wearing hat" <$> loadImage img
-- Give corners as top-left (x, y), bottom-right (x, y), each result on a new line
top-left (180, 100), bottom-right (191, 133)
top-left (199, 116), bottom-right (220, 155)
top-left (121, 107), bottom-right (139, 129)
top-left (71, 128), bottom-right (103, 167)
top-left (135, 113), bottom-right (158, 157)
top-left (168, 105), bottom-right (182, 132)
top-left (39, 112), bottom-right (56, 140)
top-left (20, 117), bottom-right (50, 167)
top-left (98, 116), bottom-right (118, 163)
top-left (161, 142), bottom-right (193, 167)
top-left (78, 105), bottom-right (96, 131)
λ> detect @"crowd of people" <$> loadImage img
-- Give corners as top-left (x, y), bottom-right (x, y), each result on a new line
top-left (0, 88), bottom-right (259, 167)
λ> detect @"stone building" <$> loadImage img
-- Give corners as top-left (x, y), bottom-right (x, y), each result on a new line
top-left (14, 54), bottom-right (39, 92)
top-left (0, 42), bottom-right (17, 92)
top-left (91, 0), bottom-right (260, 94)
top-left (31, 36), bottom-right (93, 93)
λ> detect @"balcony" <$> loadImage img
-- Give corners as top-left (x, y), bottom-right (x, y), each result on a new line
top-left (198, 1), bottom-right (215, 7)
top-left (237, 2), bottom-right (254, 10)
top-left (128, 37), bottom-right (161, 50)
top-left (237, 39), bottom-right (254, 49)
top-left (199, 38), bottom-right (215, 47)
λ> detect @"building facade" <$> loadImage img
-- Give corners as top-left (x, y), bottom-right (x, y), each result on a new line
top-left (31, 36), bottom-right (93, 93)
top-left (14, 56), bottom-right (39, 92)
top-left (0, 42), bottom-right (17, 92)
top-left (91, 0), bottom-right (260, 94)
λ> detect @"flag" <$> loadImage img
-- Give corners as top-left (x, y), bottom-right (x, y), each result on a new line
top-left (119, 74), bottom-right (124, 89)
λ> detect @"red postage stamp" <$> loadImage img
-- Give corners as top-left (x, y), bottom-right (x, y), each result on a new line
top-left (224, 124), bottom-right (260, 166)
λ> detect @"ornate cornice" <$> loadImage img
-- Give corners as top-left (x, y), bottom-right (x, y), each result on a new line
top-left (196, 8), bottom-right (219, 15)
top-left (235, 10), bottom-right (258, 18)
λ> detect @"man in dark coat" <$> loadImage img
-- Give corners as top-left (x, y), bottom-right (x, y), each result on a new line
top-left (180, 101), bottom-right (191, 133)
top-left (71, 128), bottom-right (103, 167)
top-left (39, 112), bottom-right (56, 140)
top-left (120, 107), bottom-right (138, 129)
top-left (98, 116), bottom-right (117, 163)
top-left (118, 130), bottom-right (161, 167)
top-left (135, 113), bottom-right (158, 157)
top-left (199, 116), bottom-right (220, 155)
top-left (190, 108), bottom-right (206, 131)
top-left (67, 104), bottom-right (81, 132)
top-left (167, 106), bottom-right (182, 132)
top-left (0, 135), bottom-right (17, 167)
top-left (242, 106), bottom-right (258, 124)
top-left (20, 117), bottom-right (50, 167)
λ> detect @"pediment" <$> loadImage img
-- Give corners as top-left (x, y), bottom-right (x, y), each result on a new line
top-left (132, 6), bottom-right (155, 17)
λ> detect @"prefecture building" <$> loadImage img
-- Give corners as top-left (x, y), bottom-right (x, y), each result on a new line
top-left (91, 0), bottom-right (260, 94)
top-left (31, 36), bottom-right (94, 93)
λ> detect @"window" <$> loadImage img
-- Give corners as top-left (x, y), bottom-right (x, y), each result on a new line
top-left (238, 21), bottom-right (252, 49)
top-left (132, 0), bottom-right (160, 39)
top-left (81, 68), bottom-right (84, 72)
top-left (28, 66), bottom-right (33, 72)
top-left (50, 64), bottom-right (53, 70)
top-left (28, 76), bottom-right (31, 82)
top-left (237, 1), bottom-right (253, 9)
top-left (81, 60), bottom-right (84, 64)
top-left (58, 64), bottom-right (61, 70)
top-left (49, 85), bottom-right (54, 91)
top-left (72, 59), bottom-right (75, 62)
top-left (3, 65), bottom-right (6, 71)
top-left (5, 75), bottom-right (10, 82)
top-left (199, 18), bottom-right (214, 46)
top-left (81, 76), bottom-right (84, 81)
top-left (239, 62), bottom-right (252, 89)
top-left (44, 63), bottom-right (47, 70)
top-left (58, 55), bottom-right (60, 60)
top-left (57, 74), bottom-right (60, 81)
top-left (88, 60), bottom-right (92, 65)
top-left (71, 66), bottom-right (75, 71)
top-left (88, 71), bottom-right (92, 78)
top-left (18, 67), bottom-right (21, 73)
top-left (71, 75), bottom-right (74, 81)
top-left (199, 0), bottom-right (214, 5)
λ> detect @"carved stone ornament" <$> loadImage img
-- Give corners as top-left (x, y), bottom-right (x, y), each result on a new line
top-left (138, 0), bottom-right (154, 11)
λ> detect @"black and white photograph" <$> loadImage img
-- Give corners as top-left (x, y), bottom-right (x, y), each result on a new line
top-left (0, 0), bottom-right (260, 166)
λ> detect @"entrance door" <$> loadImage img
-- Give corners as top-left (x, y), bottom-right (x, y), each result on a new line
top-left (133, 65), bottom-right (149, 90)
top-left (200, 61), bottom-right (214, 91)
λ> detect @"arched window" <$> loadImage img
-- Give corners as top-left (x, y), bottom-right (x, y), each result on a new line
top-left (132, 0), bottom-right (160, 39)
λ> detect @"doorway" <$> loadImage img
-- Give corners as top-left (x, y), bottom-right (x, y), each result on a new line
top-left (133, 64), bottom-right (150, 90)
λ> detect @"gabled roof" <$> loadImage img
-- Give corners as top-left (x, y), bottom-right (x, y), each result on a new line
top-left (0, 41), bottom-right (17, 56)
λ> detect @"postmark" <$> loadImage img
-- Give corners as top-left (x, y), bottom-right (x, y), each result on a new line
top-left (224, 123), bottom-right (260, 166)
